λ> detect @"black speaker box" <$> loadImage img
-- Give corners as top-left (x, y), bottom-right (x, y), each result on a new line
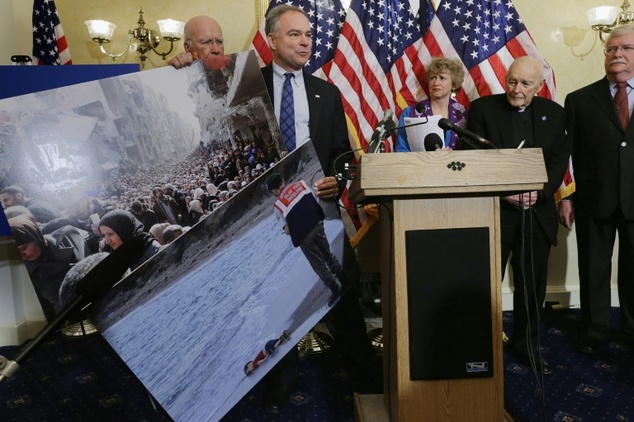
top-left (406, 227), bottom-right (493, 380)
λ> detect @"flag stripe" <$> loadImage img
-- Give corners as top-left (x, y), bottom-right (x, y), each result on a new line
top-left (331, 35), bottom-right (378, 143)
top-left (252, 29), bottom-right (272, 67)
top-left (332, 31), bottom-right (387, 145)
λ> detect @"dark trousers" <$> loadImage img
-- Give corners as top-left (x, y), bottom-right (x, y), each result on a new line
top-left (576, 205), bottom-right (634, 341)
top-left (299, 221), bottom-right (343, 288)
top-left (500, 204), bottom-right (551, 356)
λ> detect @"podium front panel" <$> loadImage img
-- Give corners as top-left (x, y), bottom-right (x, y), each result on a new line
top-left (382, 196), bottom-right (503, 421)
top-left (406, 227), bottom-right (493, 380)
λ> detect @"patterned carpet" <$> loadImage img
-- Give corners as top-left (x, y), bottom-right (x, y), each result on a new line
top-left (0, 307), bottom-right (632, 421)
top-left (503, 307), bottom-right (634, 422)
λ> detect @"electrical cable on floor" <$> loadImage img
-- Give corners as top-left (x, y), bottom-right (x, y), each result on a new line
top-left (519, 192), bottom-right (546, 422)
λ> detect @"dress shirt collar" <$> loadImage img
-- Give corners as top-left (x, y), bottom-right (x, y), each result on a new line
top-left (272, 62), bottom-right (304, 87)
top-left (609, 76), bottom-right (634, 92)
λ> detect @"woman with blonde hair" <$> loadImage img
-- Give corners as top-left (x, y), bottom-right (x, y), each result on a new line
top-left (395, 57), bottom-right (468, 151)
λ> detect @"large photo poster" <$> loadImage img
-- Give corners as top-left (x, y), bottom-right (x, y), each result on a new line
top-left (0, 51), bottom-right (347, 421)
top-left (0, 52), bottom-right (280, 319)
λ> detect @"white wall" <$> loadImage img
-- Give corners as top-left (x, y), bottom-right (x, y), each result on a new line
top-left (0, 241), bottom-right (46, 346)
top-left (0, 1), bottom-right (17, 65)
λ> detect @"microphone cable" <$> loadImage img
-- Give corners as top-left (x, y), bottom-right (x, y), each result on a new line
top-left (518, 192), bottom-right (546, 422)
top-left (330, 146), bottom-right (377, 214)
top-left (332, 116), bottom-right (430, 183)
top-left (333, 146), bottom-right (365, 182)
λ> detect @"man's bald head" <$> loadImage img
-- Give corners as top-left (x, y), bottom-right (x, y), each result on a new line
top-left (505, 56), bottom-right (544, 108)
top-left (183, 16), bottom-right (224, 57)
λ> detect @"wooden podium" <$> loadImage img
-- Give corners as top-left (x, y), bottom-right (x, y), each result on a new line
top-left (348, 149), bottom-right (547, 421)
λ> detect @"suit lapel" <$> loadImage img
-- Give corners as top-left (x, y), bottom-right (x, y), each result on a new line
top-left (530, 98), bottom-right (549, 149)
top-left (591, 78), bottom-right (623, 132)
top-left (263, 65), bottom-right (274, 102)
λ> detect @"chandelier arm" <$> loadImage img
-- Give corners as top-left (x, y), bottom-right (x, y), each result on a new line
top-left (149, 39), bottom-right (177, 60)
top-left (99, 43), bottom-right (128, 60)
top-left (599, 29), bottom-right (610, 44)
top-left (587, 0), bottom-right (634, 45)
top-left (571, 30), bottom-right (599, 60)
top-left (98, 32), bottom-right (133, 60)
top-left (86, 9), bottom-right (184, 66)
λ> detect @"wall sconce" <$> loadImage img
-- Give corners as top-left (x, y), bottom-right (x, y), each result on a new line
top-left (561, 27), bottom-right (598, 60)
top-left (587, 0), bottom-right (634, 43)
top-left (85, 8), bottom-right (184, 68)
top-left (562, 0), bottom-right (634, 60)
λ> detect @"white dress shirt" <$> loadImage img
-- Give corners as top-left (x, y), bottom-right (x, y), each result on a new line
top-left (272, 62), bottom-right (311, 147)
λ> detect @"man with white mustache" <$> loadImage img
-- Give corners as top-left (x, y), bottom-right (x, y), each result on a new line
top-left (563, 24), bottom-right (634, 356)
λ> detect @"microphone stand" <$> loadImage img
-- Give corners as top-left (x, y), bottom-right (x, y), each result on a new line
top-left (0, 294), bottom-right (85, 382)
top-left (334, 117), bottom-right (434, 181)
top-left (372, 117), bottom-right (431, 153)
top-left (0, 237), bottom-right (145, 383)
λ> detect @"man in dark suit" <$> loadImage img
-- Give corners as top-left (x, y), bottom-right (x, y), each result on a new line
top-left (561, 24), bottom-right (634, 355)
top-left (467, 56), bottom-right (570, 375)
top-left (260, 4), bottom-right (381, 412)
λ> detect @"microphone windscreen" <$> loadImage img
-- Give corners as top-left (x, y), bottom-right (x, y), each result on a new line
top-left (414, 103), bottom-right (427, 115)
top-left (424, 133), bottom-right (443, 151)
top-left (384, 119), bottom-right (396, 132)
top-left (437, 118), bottom-right (452, 130)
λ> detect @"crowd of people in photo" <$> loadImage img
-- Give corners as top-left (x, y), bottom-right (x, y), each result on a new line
top-left (0, 133), bottom-right (280, 320)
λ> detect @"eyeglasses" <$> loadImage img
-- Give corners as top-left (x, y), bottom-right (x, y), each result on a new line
top-left (604, 45), bottom-right (634, 55)
top-left (187, 39), bottom-right (224, 48)
top-left (205, 39), bottom-right (224, 46)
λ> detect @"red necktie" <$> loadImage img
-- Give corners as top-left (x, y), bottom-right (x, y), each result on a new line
top-left (615, 81), bottom-right (630, 131)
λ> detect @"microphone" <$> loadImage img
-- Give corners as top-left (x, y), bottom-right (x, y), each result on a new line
top-left (368, 110), bottom-right (396, 153)
top-left (437, 118), bottom-right (495, 149)
top-left (414, 102), bottom-right (427, 115)
top-left (424, 133), bottom-right (444, 151)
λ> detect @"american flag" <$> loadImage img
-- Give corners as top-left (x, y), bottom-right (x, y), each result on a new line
top-left (555, 156), bottom-right (575, 202)
top-left (425, 0), bottom-right (555, 106)
top-left (426, 0), bottom-right (573, 200)
top-left (328, 0), bottom-right (432, 243)
top-left (252, 0), bottom-right (571, 242)
top-left (32, 0), bottom-right (72, 65)
top-left (329, 0), bottom-right (427, 152)
top-left (425, 0), bottom-right (574, 200)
